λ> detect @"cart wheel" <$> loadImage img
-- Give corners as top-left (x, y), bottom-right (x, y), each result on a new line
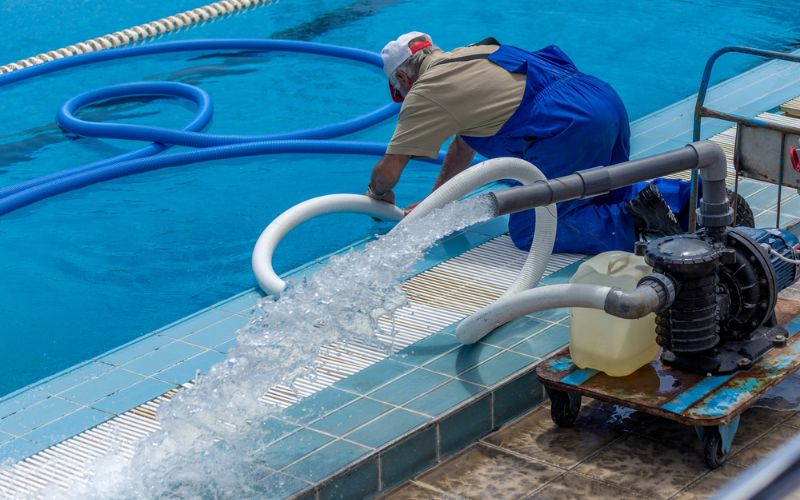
top-left (702, 428), bottom-right (729, 469)
top-left (547, 388), bottom-right (581, 427)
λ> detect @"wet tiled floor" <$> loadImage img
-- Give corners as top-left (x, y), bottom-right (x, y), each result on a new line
top-left (385, 399), bottom-right (800, 499)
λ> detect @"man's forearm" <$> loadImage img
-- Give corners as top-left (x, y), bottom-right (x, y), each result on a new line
top-left (369, 154), bottom-right (411, 194)
top-left (432, 136), bottom-right (475, 191)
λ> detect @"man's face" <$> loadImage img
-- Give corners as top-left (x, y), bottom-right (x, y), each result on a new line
top-left (391, 70), bottom-right (414, 99)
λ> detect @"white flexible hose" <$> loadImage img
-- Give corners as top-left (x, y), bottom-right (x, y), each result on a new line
top-left (456, 284), bottom-right (613, 344)
top-left (252, 194), bottom-right (404, 295)
top-left (402, 157), bottom-right (557, 295)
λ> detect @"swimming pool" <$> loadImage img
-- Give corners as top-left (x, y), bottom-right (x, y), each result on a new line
top-left (1, 0), bottom-right (799, 397)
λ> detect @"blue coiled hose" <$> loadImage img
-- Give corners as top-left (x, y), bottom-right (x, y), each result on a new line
top-left (0, 39), bottom-right (449, 216)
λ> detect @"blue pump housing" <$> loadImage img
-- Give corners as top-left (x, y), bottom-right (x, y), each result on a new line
top-left (736, 226), bottom-right (800, 292)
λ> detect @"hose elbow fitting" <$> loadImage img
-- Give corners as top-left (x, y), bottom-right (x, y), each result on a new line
top-left (603, 273), bottom-right (676, 319)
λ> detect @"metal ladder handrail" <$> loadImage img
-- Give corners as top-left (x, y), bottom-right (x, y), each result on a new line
top-left (689, 46), bottom-right (800, 231)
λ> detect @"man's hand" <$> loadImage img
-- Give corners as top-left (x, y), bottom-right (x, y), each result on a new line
top-left (404, 200), bottom-right (422, 215)
top-left (366, 184), bottom-right (396, 205)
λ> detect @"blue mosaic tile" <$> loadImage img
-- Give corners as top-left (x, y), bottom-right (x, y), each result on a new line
top-left (215, 290), bottom-right (263, 314)
top-left (0, 397), bottom-right (81, 436)
top-left (36, 362), bottom-right (114, 396)
top-left (380, 426), bottom-right (437, 489)
top-left (438, 232), bottom-right (489, 258)
top-left (317, 456), bottom-right (379, 500)
top-left (459, 351), bottom-right (535, 388)
top-left (529, 307), bottom-right (570, 324)
top-left (99, 334), bottom-right (174, 367)
top-left (424, 343), bottom-right (502, 377)
top-left (284, 439), bottom-right (371, 483)
top-left (215, 339), bottom-right (237, 354)
top-left (251, 472), bottom-right (313, 499)
top-left (539, 261), bottom-right (583, 285)
top-left (257, 417), bottom-right (301, 449)
top-left (346, 408), bottom-right (429, 449)
top-left (283, 387), bottom-right (357, 425)
top-left (261, 428), bottom-right (334, 470)
top-left (479, 316), bottom-right (551, 349)
top-left (92, 378), bottom-right (176, 415)
top-left (391, 330), bottom-right (461, 367)
top-left (776, 194), bottom-right (800, 217)
top-left (754, 210), bottom-right (800, 229)
top-left (157, 308), bottom-right (233, 339)
top-left (153, 350), bottom-right (226, 385)
top-left (0, 431), bottom-right (12, 445)
top-left (333, 359), bottom-right (414, 395)
top-left (511, 324), bottom-right (570, 358)
top-left (122, 342), bottom-right (204, 376)
top-left (369, 369), bottom-right (449, 406)
top-left (493, 369), bottom-right (545, 427)
top-left (25, 407), bottom-right (111, 446)
top-left (405, 379), bottom-right (484, 417)
top-left (59, 369), bottom-right (145, 405)
top-left (737, 179), bottom-right (770, 198)
top-left (181, 315), bottom-right (250, 350)
top-left (0, 388), bottom-right (50, 419)
top-left (470, 215), bottom-right (510, 237)
top-left (0, 438), bottom-right (45, 463)
top-left (310, 397), bottom-right (392, 437)
top-left (439, 394), bottom-right (492, 458)
top-left (746, 184), bottom-right (780, 211)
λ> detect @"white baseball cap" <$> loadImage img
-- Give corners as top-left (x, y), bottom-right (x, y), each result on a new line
top-left (381, 31), bottom-right (432, 102)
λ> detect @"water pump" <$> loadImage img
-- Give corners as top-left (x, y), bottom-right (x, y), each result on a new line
top-left (636, 226), bottom-right (799, 374)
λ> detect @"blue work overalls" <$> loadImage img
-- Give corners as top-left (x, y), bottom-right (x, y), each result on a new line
top-left (460, 44), bottom-right (689, 254)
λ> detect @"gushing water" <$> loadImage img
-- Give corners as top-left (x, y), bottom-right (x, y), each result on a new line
top-left (25, 195), bottom-right (496, 499)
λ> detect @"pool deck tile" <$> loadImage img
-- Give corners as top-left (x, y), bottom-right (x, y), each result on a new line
top-left (35, 362), bottom-right (114, 396)
top-left (180, 314), bottom-right (250, 351)
top-left (404, 379), bottom-right (485, 418)
top-left (156, 308), bottom-right (233, 339)
top-left (333, 358), bottom-right (414, 395)
top-left (122, 341), bottom-right (205, 377)
top-left (283, 439), bottom-right (372, 484)
top-left (309, 397), bottom-right (392, 436)
top-left (98, 333), bottom-right (175, 367)
top-left (0, 397), bottom-right (81, 436)
top-left (368, 369), bottom-right (450, 407)
top-left (458, 350), bottom-right (535, 388)
top-left (24, 407), bottom-right (111, 446)
top-left (0, 438), bottom-right (47, 464)
top-left (0, 388), bottom-right (50, 420)
top-left (261, 428), bottom-right (335, 471)
top-left (151, 350), bottom-right (227, 385)
top-left (59, 369), bottom-right (145, 405)
top-left (345, 408), bottom-right (429, 449)
top-left (92, 378), bottom-right (177, 415)
top-left (510, 323), bottom-right (570, 359)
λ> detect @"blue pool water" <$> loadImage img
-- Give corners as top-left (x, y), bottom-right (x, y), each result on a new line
top-left (1, 0), bottom-right (799, 397)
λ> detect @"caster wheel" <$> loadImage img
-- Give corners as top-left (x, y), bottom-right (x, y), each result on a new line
top-left (547, 388), bottom-right (581, 427)
top-left (703, 428), bottom-right (729, 469)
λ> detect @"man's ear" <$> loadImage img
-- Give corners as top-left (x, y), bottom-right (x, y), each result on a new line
top-left (397, 70), bottom-right (413, 87)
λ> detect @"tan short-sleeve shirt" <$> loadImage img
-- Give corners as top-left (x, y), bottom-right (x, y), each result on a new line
top-left (386, 45), bottom-right (526, 158)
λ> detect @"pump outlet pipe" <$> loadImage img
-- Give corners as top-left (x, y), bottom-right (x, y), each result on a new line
top-left (456, 140), bottom-right (729, 344)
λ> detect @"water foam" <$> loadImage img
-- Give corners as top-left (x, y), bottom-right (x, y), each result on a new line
top-left (29, 195), bottom-right (496, 498)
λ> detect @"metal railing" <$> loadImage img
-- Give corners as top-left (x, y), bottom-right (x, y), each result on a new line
top-left (690, 46), bottom-right (800, 231)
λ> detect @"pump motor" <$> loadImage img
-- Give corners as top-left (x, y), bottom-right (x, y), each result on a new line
top-left (636, 226), bottom-right (799, 374)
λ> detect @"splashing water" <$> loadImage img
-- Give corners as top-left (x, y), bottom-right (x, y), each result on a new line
top-left (25, 195), bottom-right (496, 498)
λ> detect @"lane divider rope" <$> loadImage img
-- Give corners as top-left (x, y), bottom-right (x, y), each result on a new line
top-left (0, 0), bottom-right (278, 74)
